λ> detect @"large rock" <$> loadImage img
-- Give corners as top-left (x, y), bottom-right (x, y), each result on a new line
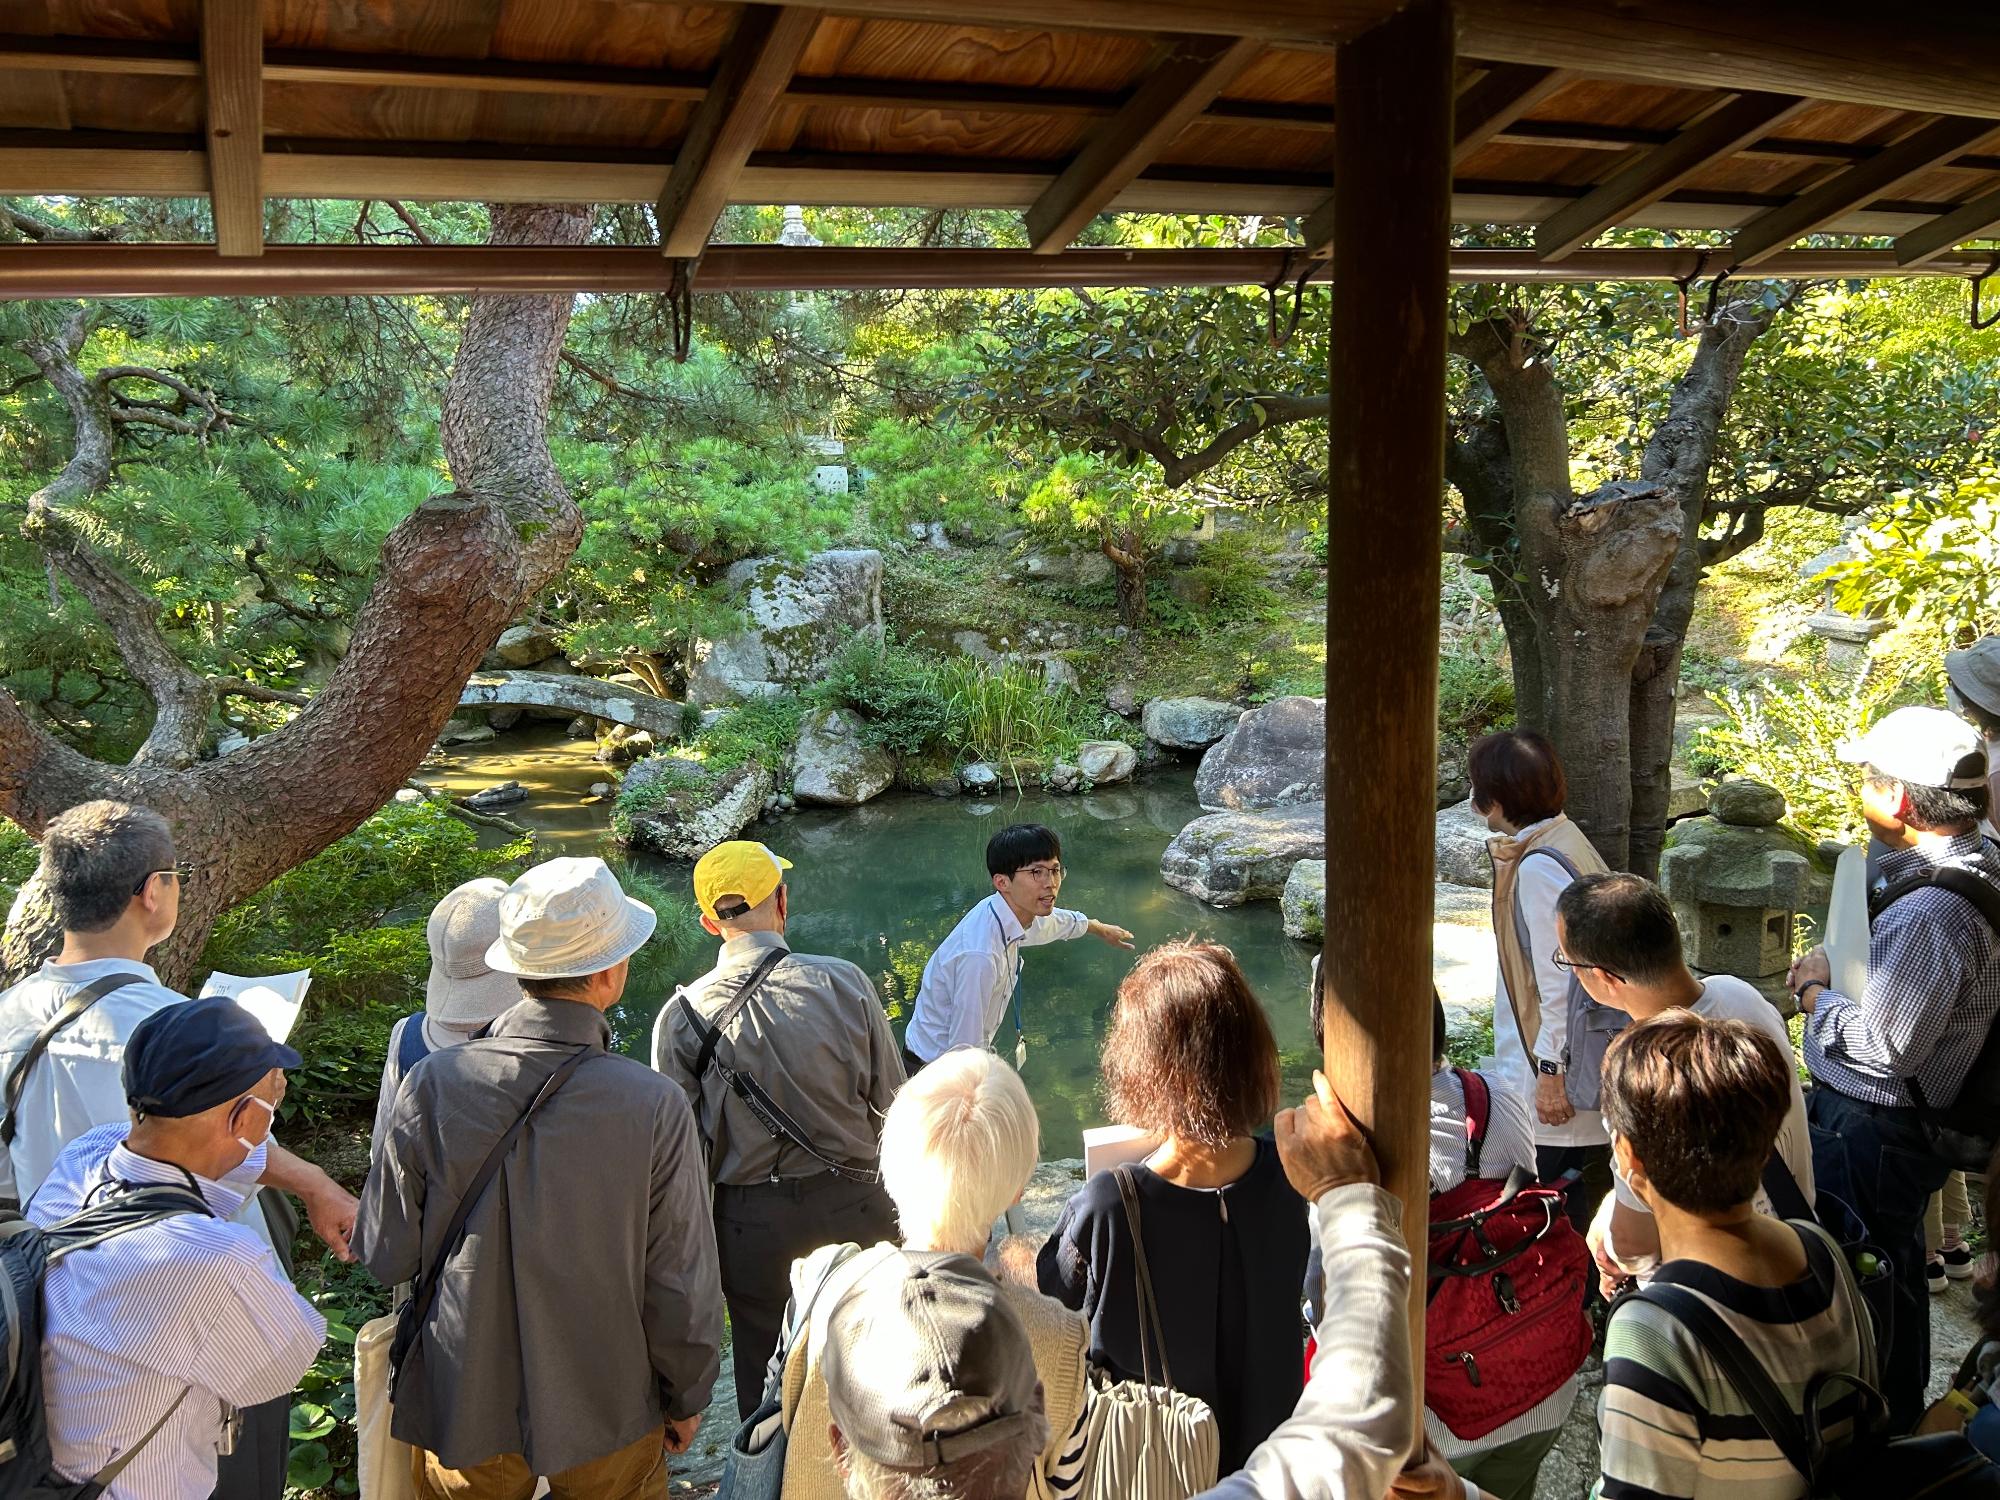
top-left (1282, 859), bottom-right (1326, 941)
top-left (1194, 696), bottom-right (1325, 811)
top-left (1076, 740), bottom-right (1138, 786)
top-left (1014, 549), bottom-right (1112, 588)
top-left (1142, 697), bottom-right (1242, 751)
top-left (686, 549), bottom-right (884, 707)
top-left (460, 670), bottom-right (684, 742)
top-left (1436, 757), bottom-right (1471, 809)
top-left (1161, 804), bottom-right (1325, 907)
top-left (1668, 768), bottom-right (1708, 821)
top-left (488, 622), bottom-right (563, 668)
top-left (1436, 799), bottom-right (1494, 888)
top-left (619, 760), bottom-right (772, 860)
top-left (960, 762), bottom-right (1000, 796)
top-left (1709, 778), bottom-right (1788, 827)
top-left (791, 707), bottom-right (895, 807)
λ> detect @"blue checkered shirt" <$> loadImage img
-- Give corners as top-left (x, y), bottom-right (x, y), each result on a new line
top-left (1806, 832), bottom-right (2000, 1109)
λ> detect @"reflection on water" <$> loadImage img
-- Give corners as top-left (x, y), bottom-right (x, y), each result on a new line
top-left (417, 727), bottom-right (1320, 1152)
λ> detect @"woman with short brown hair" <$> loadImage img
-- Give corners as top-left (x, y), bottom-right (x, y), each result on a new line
top-left (1036, 939), bottom-right (1307, 1472)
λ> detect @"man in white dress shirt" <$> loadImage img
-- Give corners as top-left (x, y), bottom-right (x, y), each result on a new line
top-left (29, 995), bottom-right (327, 1500)
top-left (903, 824), bottom-right (1132, 1073)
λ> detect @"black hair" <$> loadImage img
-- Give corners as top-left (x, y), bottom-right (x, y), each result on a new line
top-left (1895, 757), bottom-right (1989, 832)
top-left (1433, 990), bottom-right (1448, 1069)
top-left (1555, 872), bottom-right (1685, 985)
top-left (987, 823), bottom-right (1062, 879)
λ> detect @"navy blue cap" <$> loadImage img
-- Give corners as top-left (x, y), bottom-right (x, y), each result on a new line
top-left (123, 996), bottom-right (303, 1119)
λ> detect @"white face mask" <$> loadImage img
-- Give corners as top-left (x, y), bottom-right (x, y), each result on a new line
top-left (234, 1094), bottom-right (276, 1156)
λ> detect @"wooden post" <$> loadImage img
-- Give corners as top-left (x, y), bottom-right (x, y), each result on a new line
top-left (1323, 0), bottom-right (1453, 1403)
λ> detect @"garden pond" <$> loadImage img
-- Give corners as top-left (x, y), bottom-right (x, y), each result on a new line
top-left (418, 727), bottom-right (1323, 1151)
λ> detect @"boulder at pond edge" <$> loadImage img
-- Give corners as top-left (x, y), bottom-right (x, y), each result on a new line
top-left (686, 549), bottom-right (884, 707)
top-left (1436, 799), bottom-right (1494, 889)
top-left (792, 707), bottom-right (896, 807)
top-left (1142, 697), bottom-right (1242, 752)
top-left (621, 760), bottom-right (773, 860)
top-left (1161, 804), bottom-right (1326, 907)
top-left (1195, 696), bottom-right (1325, 811)
top-left (1282, 860), bottom-right (1326, 941)
top-left (1075, 740), bottom-right (1138, 786)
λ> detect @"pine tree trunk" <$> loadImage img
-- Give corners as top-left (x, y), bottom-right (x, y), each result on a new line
top-left (1, 203), bottom-right (593, 987)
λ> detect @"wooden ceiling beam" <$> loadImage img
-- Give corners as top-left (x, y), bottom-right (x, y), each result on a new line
top-left (1457, 1), bottom-right (2000, 122)
top-left (1535, 93), bottom-right (1809, 260)
top-left (199, 0), bottom-right (263, 258)
top-left (805, 1), bottom-right (1377, 44)
top-left (1024, 35), bottom-right (1265, 252)
top-left (1895, 185), bottom-right (2000, 266)
top-left (1451, 64), bottom-right (1569, 165)
top-left (657, 5), bottom-right (823, 259)
top-left (1730, 115), bottom-right (2000, 268)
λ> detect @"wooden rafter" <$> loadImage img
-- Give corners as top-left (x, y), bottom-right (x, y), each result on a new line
top-left (656, 5), bottom-right (822, 259)
top-left (1895, 185), bottom-right (2000, 266)
top-left (1534, 93), bottom-right (1809, 261)
top-left (0, 35), bottom-right (1340, 133)
top-left (1299, 64), bottom-right (1565, 256)
top-left (1451, 64), bottom-right (1568, 164)
top-left (1024, 36), bottom-right (1265, 253)
top-left (1730, 115), bottom-right (2000, 268)
top-left (199, 0), bottom-right (263, 258)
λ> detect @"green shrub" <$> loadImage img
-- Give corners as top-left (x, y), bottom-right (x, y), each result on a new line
top-left (1437, 629), bottom-right (1515, 751)
top-left (1443, 1008), bottom-right (1496, 1071)
top-left (691, 696), bottom-right (806, 776)
top-left (821, 636), bottom-right (949, 756)
top-left (0, 820), bottom-right (35, 908)
top-left (609, 760), bottom-right (710, 842)
top-left (1691, 673), bottom-right (1917, 844)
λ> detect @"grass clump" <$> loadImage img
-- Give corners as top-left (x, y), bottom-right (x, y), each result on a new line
top-left (1437, 627), bottom-right (1515, 755)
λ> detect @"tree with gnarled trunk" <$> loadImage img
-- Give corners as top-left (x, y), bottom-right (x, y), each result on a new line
top-left (0, 202), bottom-right (592, 986)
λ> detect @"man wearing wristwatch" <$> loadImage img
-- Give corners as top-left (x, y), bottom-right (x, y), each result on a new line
top-left (1787, 706), bottom-right (2000, 1432)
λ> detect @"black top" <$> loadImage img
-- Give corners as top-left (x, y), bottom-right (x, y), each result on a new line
top-left (1035, 1137), bottom-right (1309, 1472)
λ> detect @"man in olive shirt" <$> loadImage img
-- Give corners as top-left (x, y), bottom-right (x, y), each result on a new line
top-left (653, 840), bottom-right (903, 1417)
top-left (359, 857), bottom-right (722, 1497)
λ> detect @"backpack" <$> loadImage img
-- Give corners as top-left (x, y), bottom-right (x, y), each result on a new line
top-left (1424, 1069), bottom-right (1593, 1441)
top-left (1632, 1221), bottom-right (2000, 1498)
top-left (1870, 860), bottom-right (2000, 1172)
top-left (0, 1181), bottom-right (213, 1500)
top-left (1511, 849), bottom-right (1629, 1110)
top-left (1, 975), bottom-right (146, 1158)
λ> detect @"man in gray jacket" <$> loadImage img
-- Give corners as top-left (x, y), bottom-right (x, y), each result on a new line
top-left (654, 839), bottom-right (903, 1417)
top-left (358, 857), bottom-right (722, 1499)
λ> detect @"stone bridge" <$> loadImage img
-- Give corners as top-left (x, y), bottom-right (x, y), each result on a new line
top-left (459, 670), bottom-right (684, 740)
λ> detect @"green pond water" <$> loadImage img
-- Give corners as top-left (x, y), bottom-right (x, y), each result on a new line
top-left (418, 728), bottom-right (1322, 1152)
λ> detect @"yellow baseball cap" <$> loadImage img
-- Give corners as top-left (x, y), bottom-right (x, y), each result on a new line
top-left (693, 841), bottom-right (793, 920)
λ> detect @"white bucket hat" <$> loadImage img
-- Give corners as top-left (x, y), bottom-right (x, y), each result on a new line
top-left (425, 877), bottom-right (524, 1026)
top-left (484, 857), bottom-right (657, 979)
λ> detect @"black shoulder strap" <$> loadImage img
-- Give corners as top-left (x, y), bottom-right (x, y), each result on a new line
top-left (43, 1180), bottom-right (214, 1258)
top-left (1871, 865), bottom-right (2000, 934)
top-left (681, 947), bottom-right (788, 1084)
top-left (390, 1044), bottom-right (590, 1374)
top-left (1760, 1148), bottom-right (1817, 1227)
top-left (1631, 1282), bottom-right (1815, 1481)
top-left (2, 973), bottom-right (145, 1147)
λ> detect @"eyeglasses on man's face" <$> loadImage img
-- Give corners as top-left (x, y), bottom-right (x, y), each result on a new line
top-left (1015, 862), bottom-right (1065, 883)
top-left (1551, 946), bottom-right (1623, 984)
top-left (133, 859), bottom-right (195, 895)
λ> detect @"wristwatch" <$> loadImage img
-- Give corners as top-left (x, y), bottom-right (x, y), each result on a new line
top-left (1793, 980), bottom-right (1825, 1010)
top-left (1536, 1058), bottom-right (1564, 1077)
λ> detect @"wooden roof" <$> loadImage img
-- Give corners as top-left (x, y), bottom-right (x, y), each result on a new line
top-left (4, 1), bottom-right (2000, 274)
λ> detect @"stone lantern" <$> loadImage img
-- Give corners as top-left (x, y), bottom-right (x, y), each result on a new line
top-left (1658, 780), bottom-right (1817, 1014)
top-left (1799, 541), bottom-right (1890, 676)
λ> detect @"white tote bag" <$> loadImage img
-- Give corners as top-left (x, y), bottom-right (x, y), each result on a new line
top-left (355, 1315), bottom-right (418, 1500)
top-left (1076, 1169), bottom-right (1221, 1500)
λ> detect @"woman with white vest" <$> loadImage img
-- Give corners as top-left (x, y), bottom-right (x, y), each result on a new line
top-left (1469, 728), bottom-right (1615, 1232)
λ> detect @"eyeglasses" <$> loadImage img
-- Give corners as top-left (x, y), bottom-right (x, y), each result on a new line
top-left (1016, 862), bottom-right (1065, 882)
top-left (133, 860), bottom-right (194, 895)
top-left (1551, 947), bottom-right (1623, 984)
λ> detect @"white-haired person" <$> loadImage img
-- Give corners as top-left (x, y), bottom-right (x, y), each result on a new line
top-left (774, 1046), bottom-right (1092, 1500)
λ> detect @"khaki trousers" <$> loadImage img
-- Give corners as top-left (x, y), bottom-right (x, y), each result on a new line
top-left (412, 1427), bottom-right (668, 1500)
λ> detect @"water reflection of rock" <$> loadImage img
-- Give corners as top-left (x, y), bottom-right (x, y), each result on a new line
top-left (1078, 790), bottom-right (1140, 822)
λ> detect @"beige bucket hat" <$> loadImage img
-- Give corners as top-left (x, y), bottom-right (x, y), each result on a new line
top-left (484, 856), bottom-right (657, 979)
top-left (425, 877), bottom-right (525, 1026)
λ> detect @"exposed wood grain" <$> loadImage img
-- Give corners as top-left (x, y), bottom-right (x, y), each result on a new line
top-left (1731, 115), bottom-right (2000, 266)
top-left (1324, 0), bottom-right (1453, 1405)
top-left (200, 0), bottom-right (263, 257)
top-left (1025, 35), bottom-right (1262, 251)
top-left (1895, 183), bottom-right (2000, 265)
top-left (1535, 93), bottom-right (1809, 259)
top-left (657, 6), bottom-right (824, 257)
top-left (1452, 63), bottom-right (1568, 164)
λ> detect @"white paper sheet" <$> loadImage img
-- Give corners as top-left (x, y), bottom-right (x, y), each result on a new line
top-left (1824, 845), bottom-right (1869, 1003)
top-left (1082, 1123), bottom-right (1162, 1178)
top-left (199, 968), bottom-right (312, 1044)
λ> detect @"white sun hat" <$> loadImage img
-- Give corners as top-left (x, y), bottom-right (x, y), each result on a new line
top-left (425, 877), bottom-right (524, 1026)
top-left (1837, 706), bottom-right (1987, 791)
top-left (484, 857), bottom-right (657, 979)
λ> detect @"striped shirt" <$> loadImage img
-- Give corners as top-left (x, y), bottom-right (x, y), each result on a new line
top-left (1805, 833), bottom-right (2000, 1109)
top-left (1594, 1223), bottom-right (1871, 1500)
top-left (29, 1123), bottom-right (326, 1500)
